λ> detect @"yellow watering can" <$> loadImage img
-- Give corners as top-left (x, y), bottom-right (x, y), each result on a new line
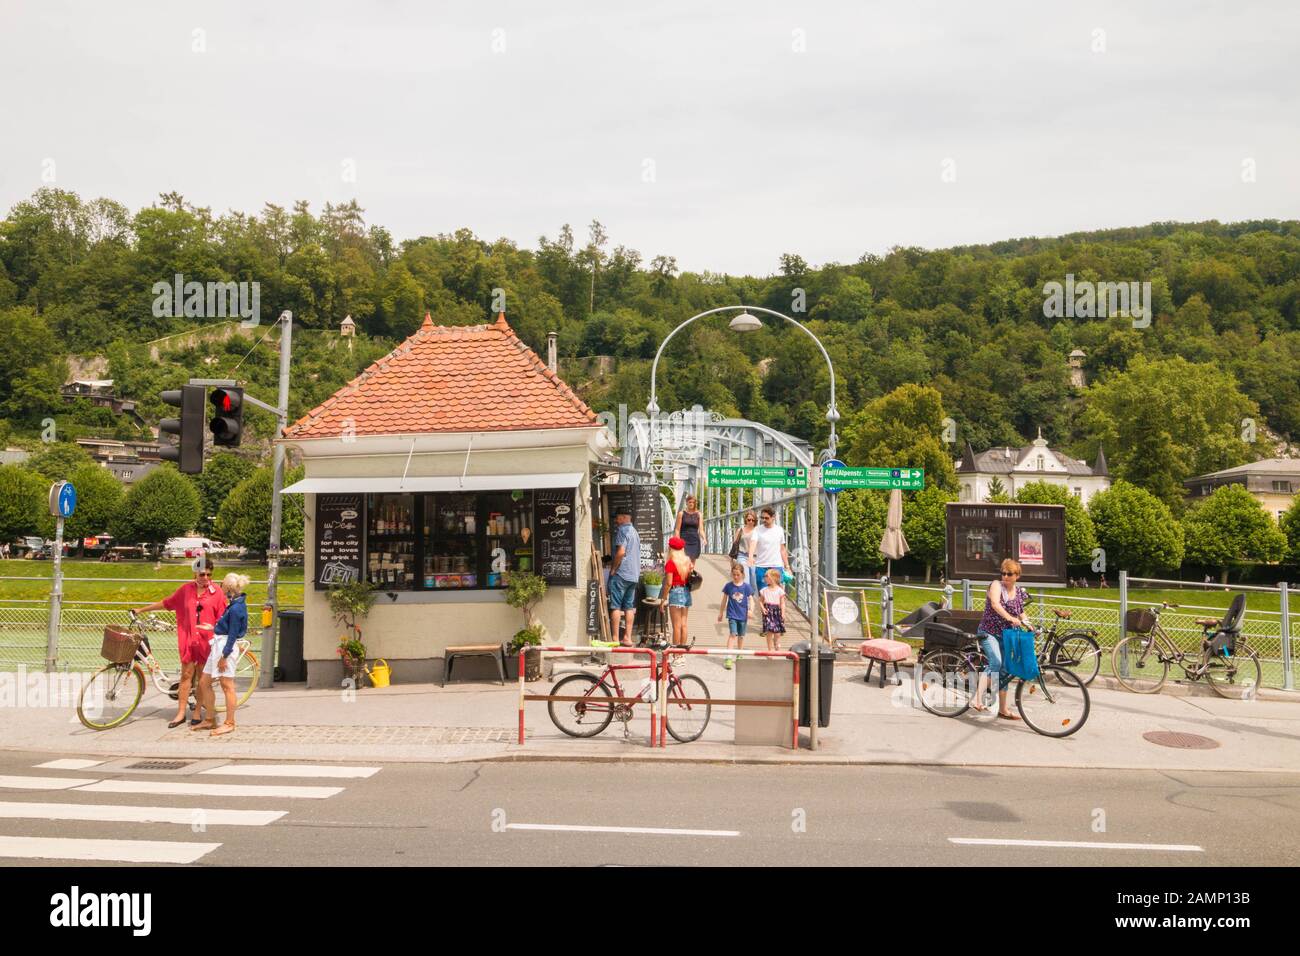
top-left (366, 659), bottom-right (392, 688)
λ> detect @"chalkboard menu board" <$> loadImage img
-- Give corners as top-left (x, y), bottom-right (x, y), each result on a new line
top-left (535, 489), bottom-right (577, 586)
top-left (315, 494), bottom-right (365, 590)
top-left (602, 484), bottom-right (663, 571)
top-left (586, 579), bottom-right (600, 636)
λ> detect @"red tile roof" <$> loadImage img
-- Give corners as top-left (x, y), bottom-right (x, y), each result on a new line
top-left (283, 313), bottom-right (598, 440)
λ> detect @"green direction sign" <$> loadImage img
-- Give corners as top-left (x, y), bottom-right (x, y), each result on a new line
top-left (707, 465), bottom-right (808, 489)
top-left (822, 466), bottom-right (925, 491)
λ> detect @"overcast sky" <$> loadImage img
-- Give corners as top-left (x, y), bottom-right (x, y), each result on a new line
top-left (2, 0), bottom-right (1298, 275)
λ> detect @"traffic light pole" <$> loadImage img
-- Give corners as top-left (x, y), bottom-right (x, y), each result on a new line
top-left (262, 313), bottom-right (292, 689)
top-left (189, 310), bottom-right (291, 690)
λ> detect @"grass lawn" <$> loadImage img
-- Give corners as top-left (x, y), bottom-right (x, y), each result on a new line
top-left (0, 558), bottom-right (305, 608)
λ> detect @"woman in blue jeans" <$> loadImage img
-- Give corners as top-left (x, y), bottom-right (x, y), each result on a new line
top-left (974, 558), bottom-right (1031, 719)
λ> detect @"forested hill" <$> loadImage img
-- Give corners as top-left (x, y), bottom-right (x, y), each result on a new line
top-left (1, 188), bottom-right (1298, 511)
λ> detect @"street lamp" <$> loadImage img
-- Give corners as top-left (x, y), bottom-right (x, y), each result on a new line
top-left (646, 305), bottom-right (839, 454)
top-left (645, 304), bottom-right (838, 752)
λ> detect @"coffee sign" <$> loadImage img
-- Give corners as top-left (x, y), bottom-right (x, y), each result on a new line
top-left (315, 494), bottom-right (365, 590)
top-left (535, 489), bottom-right (576, 586)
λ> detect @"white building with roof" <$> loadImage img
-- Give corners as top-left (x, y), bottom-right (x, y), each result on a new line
top-left (955, 430), bottom-right (1110, 504)
top-left (1185, 458), bottom-right (1300, 522)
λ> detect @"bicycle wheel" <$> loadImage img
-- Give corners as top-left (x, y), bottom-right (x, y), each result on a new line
top-left (1204, 645), bottom-right (1262, 700)
top-left (1051, 633), bottom-right (1102, 686)
top-left (1017, 666), bottom-right (1089, 738)
top-left (548, 673), bottom-right (614, 737)
top-left (1111, 634), bottom-right (1169, 694)
top-left (78, 664), bottom-right (145, 731)
top-left (665, 673), bottom-right (711, 743)
top-left (917, 649), bottom-right (975, 717)
top-left (212, 650), bottom-right (260, 712)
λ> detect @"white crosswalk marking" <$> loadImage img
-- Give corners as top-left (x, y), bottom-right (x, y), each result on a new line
top-left (35, 759), bottom-right (105, 770)
top-left (0, 775), bottom-right (99, 791)
top-left (0, 760), bottom-right (376, 864)
top-left (0, 835), bottom-right (221, 864)
top-left (0, 801), bottom-right (286, 826)
top-left (77, 780), bottom-right (343, 799)
top-left (199, 764), bottom-right (380, 779)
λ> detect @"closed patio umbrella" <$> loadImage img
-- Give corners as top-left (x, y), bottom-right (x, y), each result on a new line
top-left (879, 488), bottom-right (909, 638)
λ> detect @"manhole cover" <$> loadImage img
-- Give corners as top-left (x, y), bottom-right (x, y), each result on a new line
top-left (125, 760), bottom-right (193, 771)
top-left (1142, 731), bottom-right (1220, 750)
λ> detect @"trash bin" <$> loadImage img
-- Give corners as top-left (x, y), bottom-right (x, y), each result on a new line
top-left (790, 640), bottom-right (834, 728)
top-left (276, 610), bottom-right (305, 682)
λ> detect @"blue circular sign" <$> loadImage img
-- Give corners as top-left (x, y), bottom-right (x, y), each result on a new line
top-left (822, 458), bottom-right (845, 494)
top-left (58, 481), bottom-right (77, 518)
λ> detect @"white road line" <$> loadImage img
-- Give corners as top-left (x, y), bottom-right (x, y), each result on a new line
top-left (35, 759), bottom-right (105, 771)
top-left (506, 823), bottom-right (740, 837)
top-left (198, 764), bottom-right (380, 779)
top-left (0, 835), bottom-right (221, 864)
top-left (0, 775), bottom-right (99, 791)
top-left (949, 838), bottom-right (1203, 852)
top-left (76, 780), bottom-right (342, 800)
top-left (0, 801), bottom-right (286, 827)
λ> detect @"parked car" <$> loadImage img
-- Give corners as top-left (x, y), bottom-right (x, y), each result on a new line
top-left (163, 536), bottom-right (215, 560)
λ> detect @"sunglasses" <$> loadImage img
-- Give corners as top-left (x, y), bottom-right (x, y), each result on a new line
top-left (1001, 571), bottom-right (1019, 577)
top-left (198, 571), bottom-right (212, 578)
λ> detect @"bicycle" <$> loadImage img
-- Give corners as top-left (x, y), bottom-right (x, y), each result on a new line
top-left (77, 611), bottom-right (261, 731)
top-left (1036, 608), bottom-right (1102, 686)
top-left (548, 639), bottom-right (712, 743)
top-left (917, 624), bottom-right (1090, 738)
top-left (1110, 599), bottom-right (1260, 700)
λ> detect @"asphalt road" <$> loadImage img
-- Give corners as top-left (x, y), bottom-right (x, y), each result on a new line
top-left (1, 749), bottom-right (1297, 866)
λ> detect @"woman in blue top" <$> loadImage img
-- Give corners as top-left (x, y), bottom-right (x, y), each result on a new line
top-left (201, 572), bottom-right (250, 737)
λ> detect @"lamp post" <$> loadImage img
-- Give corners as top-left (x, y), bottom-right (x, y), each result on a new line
top-left (646, 305), bottom-right (838, 750)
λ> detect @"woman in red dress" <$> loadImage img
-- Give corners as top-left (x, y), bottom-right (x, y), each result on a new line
top-left (135, 556), bottom-right (227, 728)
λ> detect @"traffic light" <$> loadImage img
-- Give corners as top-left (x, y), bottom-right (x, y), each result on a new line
top-left (159, 384), bottom-right (205, 474)
top-left (209, 387), bottom-right (244, 447)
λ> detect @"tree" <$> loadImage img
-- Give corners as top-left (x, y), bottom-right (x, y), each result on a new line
top-left (24, 442), bottom-right (96, 482)
top-left (1088, 480), bottom-right (1185, 576)
top-left (63, 464), bottom-right (123, 545)
top-left (901, 484), bottom-right (953, 582)
top-left (0, 465), bottom-right (46, 542)
top-left (840, 384), bottom-right (959, 492)
top-left (195, 452), bottom-right (256, 535)
top-left (1015, 480), bottom-right (1098, 566)
top-left (213, 465), bottom-right (305, 554)
top-left (0, 307), bottom-right (66, 424)
top-left (110, 466), bottom-right (201, 549)
top-left (1281, 496), bottom-right (1300, 568)
top-left (1078, 356), bottom-right (1264, 508)
top-left (1182, 485), bottom-right (1288, 583)
top-left (835, 489), bottom-right (888, 575)
top-left (984, 476), bottom-right (1010, 502)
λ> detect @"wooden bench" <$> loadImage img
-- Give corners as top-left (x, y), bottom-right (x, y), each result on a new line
top-left (443, 644), bottom-right (506, 686)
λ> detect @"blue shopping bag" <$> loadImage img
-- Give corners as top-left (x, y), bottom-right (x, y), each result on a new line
top-left (1001, 628), bottom-right (1039, 681)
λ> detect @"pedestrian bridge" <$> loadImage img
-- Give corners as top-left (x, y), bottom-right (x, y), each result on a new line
top-left (619, 408), bottom-right (825, 646)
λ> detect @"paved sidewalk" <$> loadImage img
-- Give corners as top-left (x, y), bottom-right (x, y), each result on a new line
top-left (3, 658), bottom-right (1298, 772)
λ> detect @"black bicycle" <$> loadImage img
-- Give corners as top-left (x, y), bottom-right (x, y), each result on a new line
top-left (1037, 608), bottom-right (1102, 686)
top-left (916, 624), bottom-right (1090, 738)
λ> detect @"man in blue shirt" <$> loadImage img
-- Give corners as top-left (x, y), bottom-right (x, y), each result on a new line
top-left (608, 509), bottom-right (642, 646)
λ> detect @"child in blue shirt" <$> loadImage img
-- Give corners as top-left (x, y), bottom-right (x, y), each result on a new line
top-left (717, 562), bottom-right (755, 669)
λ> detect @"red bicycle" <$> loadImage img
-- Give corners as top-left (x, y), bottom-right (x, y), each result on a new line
top-left (548, 640), bottom-right (712, 742)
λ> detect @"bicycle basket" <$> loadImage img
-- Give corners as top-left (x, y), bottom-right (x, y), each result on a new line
top-left (1124, 609), bottom-right (1157, 634)
top-left (100, 626), bottom-right (142, 664)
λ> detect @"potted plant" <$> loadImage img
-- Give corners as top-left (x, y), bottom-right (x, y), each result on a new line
top-left (641, 568), bottom-right (664, 600)
top-left (504, 571), bottom-right (547, 680)
top-left (328, 580), bottom-right (377, 686)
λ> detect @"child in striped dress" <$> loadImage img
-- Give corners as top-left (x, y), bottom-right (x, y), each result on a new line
top-left (760, 567), bottom-right (787, 652)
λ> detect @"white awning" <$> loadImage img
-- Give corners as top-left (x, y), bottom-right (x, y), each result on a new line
top-left (281, 473), bottom-right (584, 495)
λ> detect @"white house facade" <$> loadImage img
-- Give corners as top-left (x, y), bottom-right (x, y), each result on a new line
top-left (955, 431), bottom-right (1110, 505)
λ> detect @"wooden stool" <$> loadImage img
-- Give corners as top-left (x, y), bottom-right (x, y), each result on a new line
top-left (640, 597), bottom-right (670, 646)
top-left (443, 644), bottom-right (506, 686)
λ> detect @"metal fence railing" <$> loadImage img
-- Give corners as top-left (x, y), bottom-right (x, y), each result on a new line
top-left (0, 581), bottom-right (303, 673)
top-left (827, 573), bottom-right (1299, 692)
